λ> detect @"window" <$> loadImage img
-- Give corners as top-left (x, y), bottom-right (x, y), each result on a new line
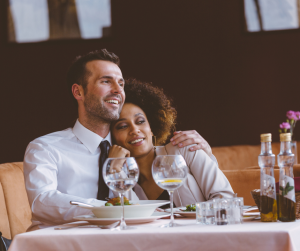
top-left (8, 0), bottom-right (111, 43)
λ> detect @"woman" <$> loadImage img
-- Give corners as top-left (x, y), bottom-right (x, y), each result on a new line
top-left (108, 79), bottom-right (234, 206)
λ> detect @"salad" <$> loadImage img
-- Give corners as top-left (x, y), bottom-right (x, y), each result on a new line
top-left (182, 204), bottom-right (196, 212)
top-left (105, 197), bottom-right (132, 206)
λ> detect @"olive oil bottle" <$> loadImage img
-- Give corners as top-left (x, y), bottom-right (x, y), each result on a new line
top-left (258, 133), bottom-right (277, 222)
top-left (278, 133), bottom-right (296, 222)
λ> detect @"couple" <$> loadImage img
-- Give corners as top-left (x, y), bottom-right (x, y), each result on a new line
top-left (24, 49), bottom-right (234, 229)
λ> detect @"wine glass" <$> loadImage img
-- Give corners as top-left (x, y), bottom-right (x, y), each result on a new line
top-left (102, 157), bottom-right (139, 230)
top-left (152, 155), bottom-right (188, 227)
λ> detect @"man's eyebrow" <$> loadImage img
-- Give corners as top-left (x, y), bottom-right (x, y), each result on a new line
top-left (99, 76), bottom-right (125, 82)
top-left (99, 76), bottom-right (113, 79)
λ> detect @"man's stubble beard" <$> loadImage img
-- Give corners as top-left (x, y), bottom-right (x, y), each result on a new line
top-left (83, 92), bottom-right (123, 124)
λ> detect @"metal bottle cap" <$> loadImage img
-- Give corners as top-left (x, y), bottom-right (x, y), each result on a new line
top-left (260, 133), bottom-right (272, 142)
top-left (280, 133), bottom-right (291, 142)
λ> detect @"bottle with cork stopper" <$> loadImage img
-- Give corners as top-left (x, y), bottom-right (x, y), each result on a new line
top-left (278, 133), bottom-right (296, 222)
top-left (258, 133), bottom-right (277, 222)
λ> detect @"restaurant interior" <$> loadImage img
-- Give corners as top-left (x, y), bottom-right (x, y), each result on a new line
top-left (1, 0), bottom-right (300, 250)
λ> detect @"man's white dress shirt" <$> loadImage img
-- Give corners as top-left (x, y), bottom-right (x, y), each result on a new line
top-left (24, 120), bottom-right (138, 229)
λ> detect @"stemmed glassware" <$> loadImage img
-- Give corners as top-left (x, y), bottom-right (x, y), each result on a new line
top-left (102, 157), bottom-right (139, 230)
top-left (152, 155), bottom-right (188, 227)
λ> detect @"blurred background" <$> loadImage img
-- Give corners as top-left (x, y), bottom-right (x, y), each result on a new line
top-left (1, 0), bottom-right (300, 163)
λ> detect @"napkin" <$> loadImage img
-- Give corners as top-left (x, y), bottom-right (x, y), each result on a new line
top-left (275, 177), bottom-right (300, 193)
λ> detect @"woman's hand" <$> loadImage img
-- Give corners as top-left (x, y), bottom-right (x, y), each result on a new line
top-left (170, 130), bottom-right (212, 157)
top-left (108, 145), bottom-right (130, 158)
top-left (108, 145), bottom-right (130, 173)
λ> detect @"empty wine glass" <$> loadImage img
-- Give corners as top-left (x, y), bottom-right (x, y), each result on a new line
top-left (152, 155), bottom-right (188, 227)
top-left (102, 157), bottom-right (139, 230)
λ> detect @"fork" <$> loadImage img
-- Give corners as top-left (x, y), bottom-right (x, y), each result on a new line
top-left (54, 221), bottom-right (120, 230)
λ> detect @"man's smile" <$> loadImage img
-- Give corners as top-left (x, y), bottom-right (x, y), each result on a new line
top-left (105, 99), bottom-right (119, 104)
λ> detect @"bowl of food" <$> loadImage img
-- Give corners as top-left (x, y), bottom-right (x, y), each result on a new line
top-left (76, 198), bottom-right (169, 218)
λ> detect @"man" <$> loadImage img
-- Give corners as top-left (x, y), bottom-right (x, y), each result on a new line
top-left (24, 49), bottom-right (214, 229)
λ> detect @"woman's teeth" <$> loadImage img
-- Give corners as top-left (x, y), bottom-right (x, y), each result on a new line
top-left (106, 100), bottom-right (119, 104)
top-left (130, 139), bottom-right (143, 144)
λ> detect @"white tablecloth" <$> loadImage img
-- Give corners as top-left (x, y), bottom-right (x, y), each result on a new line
top-left (8, 219), bottom-right (300, 251)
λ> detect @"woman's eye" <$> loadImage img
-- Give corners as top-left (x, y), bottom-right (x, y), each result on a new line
top-left (116, 124), bottom-right (127, 129)
top-left (137, 120), bottom-right (145, 124)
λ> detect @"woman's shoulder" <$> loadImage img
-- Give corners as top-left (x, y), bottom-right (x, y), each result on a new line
top-left (162, 143), bottom-right (211, 172)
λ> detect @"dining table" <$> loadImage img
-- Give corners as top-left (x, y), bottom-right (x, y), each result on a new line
top-left (8, 218), bottom-right (300, 251)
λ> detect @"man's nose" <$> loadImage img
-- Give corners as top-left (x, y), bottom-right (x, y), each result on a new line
top-left (111, 81), bottom-right (123, 94)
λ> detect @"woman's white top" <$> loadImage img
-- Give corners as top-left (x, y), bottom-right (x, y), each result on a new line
top-left (133, 143), bottom-right (234, 207)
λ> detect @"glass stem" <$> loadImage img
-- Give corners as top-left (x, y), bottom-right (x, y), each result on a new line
top-left (169, 191), bottom-right (174, 227)
top-left (120, 193), bottom-right (126, 230)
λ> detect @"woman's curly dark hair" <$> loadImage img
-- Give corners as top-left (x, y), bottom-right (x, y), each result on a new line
top-left (124, 79), bottom-right (177, 145)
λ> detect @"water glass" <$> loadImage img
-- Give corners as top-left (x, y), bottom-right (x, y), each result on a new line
top-left (227, 197), bottom-right (244, 224)
top-left (196, 201), bottom-right (215, 225)
top-left (102, 157), bottom-right (139, 230)
top-left (152, 155), bottom-right (188, 228)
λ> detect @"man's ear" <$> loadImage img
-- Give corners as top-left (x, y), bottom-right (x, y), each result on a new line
top-left (72, 84), bottom-right (84, 101)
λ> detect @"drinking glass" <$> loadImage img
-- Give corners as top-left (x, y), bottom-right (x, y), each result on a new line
top-left (152, 155), bottom-right (188, 227)
top-left (213, 199), bottom-right (229, 225)
top-left (196, 201), bottom-right (215, 225)
top-left (102, 157), bottom-right (139, 230)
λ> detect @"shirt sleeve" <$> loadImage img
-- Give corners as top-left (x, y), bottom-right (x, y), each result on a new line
top-left (179, 146), bottom-right (234, 200)
top-left (210, 154), bottom-right (219, 167)
top-left (23, 141), bottom-right (104, 225)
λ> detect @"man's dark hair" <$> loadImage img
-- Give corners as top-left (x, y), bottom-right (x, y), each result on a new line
top-left (67, 49), bottom-right (120, 103)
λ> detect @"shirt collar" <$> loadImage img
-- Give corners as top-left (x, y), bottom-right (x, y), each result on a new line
top-left (73, 119), bottom-right (112, 154)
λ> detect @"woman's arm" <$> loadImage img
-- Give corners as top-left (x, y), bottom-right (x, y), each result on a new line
top-left (182, 147), bottom-right (234, 200)
top-left (164, 143), bottom-right (234, 201)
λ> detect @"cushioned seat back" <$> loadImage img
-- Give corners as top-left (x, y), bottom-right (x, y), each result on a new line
top-left (0, 182), bottom-right (11, 239)
top-left (0, 162), bottom-right (32, 239)
top-left (224, 164), bottom-right (300, 205)
top-left (212, 142), bottom-right (300, 171)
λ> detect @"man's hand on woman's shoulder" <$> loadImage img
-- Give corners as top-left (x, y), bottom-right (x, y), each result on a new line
top-left (170, 130), bottom-right (212, 157)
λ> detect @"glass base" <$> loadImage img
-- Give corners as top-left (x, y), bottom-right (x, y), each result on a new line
top-left (112, 225), bottom-right (136, 231)
top-left (160, 222), bottom-right (184, 228)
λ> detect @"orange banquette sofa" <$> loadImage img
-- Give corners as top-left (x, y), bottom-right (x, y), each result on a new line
top-left (0, 142), bottom-right (299, 240)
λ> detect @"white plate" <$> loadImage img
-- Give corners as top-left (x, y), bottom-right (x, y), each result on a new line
top-left (177, 211), bottom-right (196, 218)
top-left (79, 200), bottom-right (169, 218)
top-left (243, 215), bottom-right (258, 221)
top-left (165, 207), bottom-right (196, 218)
top-left (166, 205), bottom-right (258, 219)
top-left (73, 212), bottom-right (170, 225)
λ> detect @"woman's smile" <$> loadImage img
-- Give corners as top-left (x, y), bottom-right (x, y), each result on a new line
top-left (128, 137), bottom-right (145, 145)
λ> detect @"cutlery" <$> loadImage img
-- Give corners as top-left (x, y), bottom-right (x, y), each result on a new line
top-left (70, 201), bottom-right (94, 208)
top-left (54, 221), bottom-right (120, 230)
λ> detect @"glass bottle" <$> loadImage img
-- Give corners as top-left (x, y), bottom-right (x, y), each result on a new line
top-left (258, 133), bottom-right (277, 222)
top-left (278, 133), bottom-right (296, 222)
